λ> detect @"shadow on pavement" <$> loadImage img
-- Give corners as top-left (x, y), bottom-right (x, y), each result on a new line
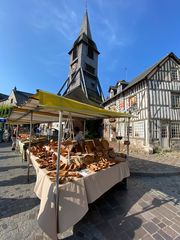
top-left (0, 150), bottom-right (14, 153)
top-left (0, 143), bottom-right (12, 148)
top-left (64, 160), bottom-right (180, 239)
top-left (0, 197), bottom-right (40, 219)
top-left (128, 155), bottom-right (180, 176)
top-left (0, 174), bottom-right (36, 186)
top-left (0, 165), bottom-right (27, 172)
top-left (0, 155), bottom-right (20, 160)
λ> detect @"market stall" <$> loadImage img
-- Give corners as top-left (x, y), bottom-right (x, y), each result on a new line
top-left (16, 134), bottom-right (48, 161)
top-left (8, 90), bottom-right (132, 240)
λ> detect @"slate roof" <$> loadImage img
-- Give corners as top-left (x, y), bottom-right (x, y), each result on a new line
top-left (123, 52), bottom-right (178, 92)
top-left (64, 86), bottom-right (102, 107)
top-left (69, 11), bottom-right (99, 54)
top-left (79, 10), bottom-right (92, 40)
top-left (14, 89), bottom-right (33, 106)
top-left (108, 80), bottom-right (129, 92)
top-left (103, 52), bottom-right (180, 105)
top-left (0, 93), bottom-right (8, 101)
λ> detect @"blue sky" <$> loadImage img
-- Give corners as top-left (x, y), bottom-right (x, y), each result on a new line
top-left (0, 0), bottom-right (180, 97)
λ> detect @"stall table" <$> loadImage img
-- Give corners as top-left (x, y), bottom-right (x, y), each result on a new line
top-left (29, 153), bottom-right (130, 240)
top-left (17, 137), bottom-right (48, 160)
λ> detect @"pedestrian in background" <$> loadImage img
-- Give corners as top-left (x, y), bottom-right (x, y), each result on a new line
top-left (11, 126), bottom-right (17, 150)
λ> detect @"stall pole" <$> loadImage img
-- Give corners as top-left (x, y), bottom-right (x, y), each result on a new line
top-left (83, 120), bottom-right (86, 136)
top-left (27, 111), bottom-right (33, 183)
top-left (56, 111), bottom-right (63, 239)
top-left (15, 124), bottom-right (19, 153)
top-left (127, 117), bottom-right (130, 156)
top-left (118, 139), bottom-right (120, 153)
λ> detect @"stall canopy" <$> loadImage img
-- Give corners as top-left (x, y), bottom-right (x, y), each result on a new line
top-left (7, 90), bottom-right (131, 123)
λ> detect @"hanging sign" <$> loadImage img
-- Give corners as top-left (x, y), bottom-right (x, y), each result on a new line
top-left (0, 118), bottom-right (6, 123)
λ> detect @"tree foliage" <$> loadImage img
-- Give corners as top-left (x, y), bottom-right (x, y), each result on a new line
top-left (0, 105), bottom-right (12, 118)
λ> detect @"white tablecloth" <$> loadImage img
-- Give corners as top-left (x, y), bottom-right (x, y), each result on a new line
top-left (30, 154), bottom-right (130, 239)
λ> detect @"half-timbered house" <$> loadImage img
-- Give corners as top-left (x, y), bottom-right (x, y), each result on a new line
top-left (103, 52), bottom-right (180, 152)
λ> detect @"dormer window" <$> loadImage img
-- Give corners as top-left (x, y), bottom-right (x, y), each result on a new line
top-left (117, 84), bottom-right (122, 93)
top-left (171, 68), bottom-right (179, 81)
top-left (110, 89), bottom-right (114, 98)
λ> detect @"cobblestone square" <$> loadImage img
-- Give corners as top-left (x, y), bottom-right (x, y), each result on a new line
top-left (0, 143), bottom-right (180, 240)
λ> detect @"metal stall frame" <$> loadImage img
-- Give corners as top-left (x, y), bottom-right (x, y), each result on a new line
top-left (7, 90), bottom-right (132, 239)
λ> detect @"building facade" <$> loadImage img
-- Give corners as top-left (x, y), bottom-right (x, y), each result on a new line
top-left (103, 52), bottom-right (180, 152)
top-left (0, 87), bottom-right (32, 107)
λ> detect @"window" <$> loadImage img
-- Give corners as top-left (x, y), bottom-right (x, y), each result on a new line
top-left (151, 121), bottom-right (158, 139)
top-left (172, 94), bottom-right (180, 108)
top-left (161, 126), bottom-right (167, 138)
top-left (127, 125), bottom-right (132, 137)
top-left (129, 95), bottom-right (137, 107)
top-left (117, 122), bottom-right (124, 137)
top-left (87, 46), bottom-right (94, 59)
top-left (110, 89), bottom-right (114, 98)
top-left (72, 47), bottom-right (77, 60)
top-left (171, 68), bottom-right (179, 81)
top-left (85, 64), bottom-right (95, 75)
top-left (10, 99), bottom-right (13, 104)
top-left (129, 95), bottom-right (137, 112)
top-left (171, 123), bottom-right (180, 138)
top-left (134, 121), bottom-right (144, 138)
top-left (119, 99), bottom-right (125, 111)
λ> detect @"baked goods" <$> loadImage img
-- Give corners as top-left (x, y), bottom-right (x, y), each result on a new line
top-left (47, 170), bottom-right (82, 183)
top-left (83, 154), bottom-right (95, 164)
top-left (60, 163), bottom-right (69, 171)
top-left (108, 150), bottom-right (116, 159)
top-left (52, 153), bottom-right (57, 161)
top-left (31, 137), bottom-right (124, 184)
top-left (101, 139), bottom-right (109, 150)
top-left (85, 140), bottom-right (95, 153)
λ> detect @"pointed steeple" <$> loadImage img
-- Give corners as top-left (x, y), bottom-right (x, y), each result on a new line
top-left (79, 10), bottom-right (92, 39)
top-left (58, 9), bottom-right (104, 105)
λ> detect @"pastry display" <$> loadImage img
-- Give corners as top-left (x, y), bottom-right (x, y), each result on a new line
top-left (47, 170), bottom-right (82, 183)
top-left (30, 138), bottom-right (125, 185)
top-left (85, 140), bottom-right (95, 153)
top-left (101, 139), bottom-right (109, 150)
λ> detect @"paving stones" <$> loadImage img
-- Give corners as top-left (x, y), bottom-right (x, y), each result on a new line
top-left (0, 142), bottom-right (180, 239)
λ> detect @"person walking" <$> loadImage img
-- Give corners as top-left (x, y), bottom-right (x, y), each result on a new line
top-left (11, 126), bottom-right (17, 150)
top-left (74, 126), bottom-right (84, 143)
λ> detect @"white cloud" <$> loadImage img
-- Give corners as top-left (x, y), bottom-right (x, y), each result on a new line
top-left (32, 0), bottom-right (79, 41)
top-left (93, 0), bottom-right (148, 49)
top-left (102, 19), bottom-right (124, 46)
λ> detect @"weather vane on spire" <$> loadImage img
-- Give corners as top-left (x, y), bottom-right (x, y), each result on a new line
top-left (85, 0), bottom-right (88, 10)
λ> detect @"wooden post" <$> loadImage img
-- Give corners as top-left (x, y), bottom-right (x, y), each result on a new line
top-left (56, 111), bottom-right (63, 238)
top-left (15, 124), bottom-right (19, 153)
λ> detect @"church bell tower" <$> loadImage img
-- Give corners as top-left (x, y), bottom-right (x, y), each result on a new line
top-left (58, 10), bottom-right (104, 106)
